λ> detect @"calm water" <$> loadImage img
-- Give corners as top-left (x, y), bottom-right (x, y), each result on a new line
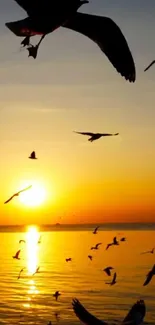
top-left (0, 224), bottom-right (154, 325)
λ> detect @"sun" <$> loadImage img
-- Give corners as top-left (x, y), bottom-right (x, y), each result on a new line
top-left (19, 182), bottom-right (46, 207)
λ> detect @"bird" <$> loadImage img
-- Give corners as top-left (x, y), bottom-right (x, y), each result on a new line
top-left (141, 247), bottom-right (155, 255)
top-left (66, 258), bottom-right (72, 262)
top-left (105, 272), bottom-right (117, 285)
top-left (29, 151), bottom-right (37, 159)
top-left (143, 264), bottom-right (155, 286)
top-left (120, 237), bottom-right (126, 242)
top-left (38, 236), bottom-right (42, 244)
top-left (33, 266), bottom-right (40, 276)
top-left (144, 60), bottom-right (155, 72)
top-left (5, 0), bottom-right (136, 82)
top-left (72, 299), bottom-right (146, 325)
top-left (93, 226), bottom-right (99, 234)
top-left (74, 131), bottom-right (119, 142)
top-left (13, 249), bottom-right (21, 260)
top-left (54, 312), bottom-right (60, 322)
top-left (106, 237), bottom-right (119, 250)
top-left (103, 267), bottom-right (114, 276)
top-left (4, 185), bottom-right (32, 204)
top-left (19, 239), bottom-right (26, 244)
top-left (88, 255), bottom-right (93, 261)
top-left (53, 291), bottom-right (61, 301)
top-left (18, 267), bottom-right (25, 279)
top-left (91, 243), bottom-right (102, 250)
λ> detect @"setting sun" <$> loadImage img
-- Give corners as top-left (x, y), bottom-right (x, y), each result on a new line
top-left (19, 182), bottom-right (46, 207)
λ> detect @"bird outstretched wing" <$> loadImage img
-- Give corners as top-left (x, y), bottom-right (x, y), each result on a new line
top-left (144, 60), bottom-right (155, 72)
top-left (113, 272), bottom-right (117, 282)
top-left (123, 300), bottom-right (146, 325)
top-left (106, 243), bottom-right (112, 250)
top-left (4, 195), bottom-right (15, 204)
top-left (18, 185), bottom-right (32, 194)
top-left (64, 13), bottom-right (136, 82)
top-left (72, 299), bottom-right (107, 325)
top-left (143, 271), bottom-right (153, 286)
top-left (74, 131), bottom-right (94, 136)
top-left (13, 0), bottom-right (34, 15)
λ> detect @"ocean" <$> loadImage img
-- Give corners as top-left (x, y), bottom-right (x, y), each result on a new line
top-left (0, 223), bottom-right (154, 325)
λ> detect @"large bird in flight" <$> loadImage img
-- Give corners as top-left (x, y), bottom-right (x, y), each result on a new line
top-left (4, 185), bottom-right (32, 204)
top-left (143, 264), bottom-right (155, 286)
top-left (74, 131), bottom-right (119, 142)
top-left (5, 0), bottom-right (136, 82)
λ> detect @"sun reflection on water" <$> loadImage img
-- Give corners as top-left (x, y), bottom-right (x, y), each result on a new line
top-left (26, 226), bottom-right (40, 275)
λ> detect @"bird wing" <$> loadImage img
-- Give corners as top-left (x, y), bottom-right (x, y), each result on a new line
top-left (123, 300), bottom-right (146, 325)
top-left (16, 250), bottom-right (21, 258)
top-left (74, 131), bottom-right (94, 136)
top-left (96, 243), bottom-right (102, 248)
top-left (4, 195), bottom-right (15, 204)
top-left (143, 271), bottom-right (153, 286)
top-left (94, 226), bottom-right (99, 232)
top-left (104, 268), bottom-right (110, 276)
top-left (72, 299), bottom-right (107, 325)
top-left (63, 13), bottom-right (136, 82)
top-left (13, 0), bottom-right (36, 15)
top-left (106, 243), bottom-right (112, 250)
top-left (144, 60), bottom-right (155, 72)
top-left (113, 272), bottom-right (117, 282)
top-left (18, 185), bottom-right (32, 194)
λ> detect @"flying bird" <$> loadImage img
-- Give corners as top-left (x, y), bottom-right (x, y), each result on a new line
top-left (19, 239), bottom-right (26, 244)
top-left (106, 237), bottom-right (119, 250)
top-left (105, 272), bottom-right (117, 286)
top-left (144, 60), bottom-right (155, 72)
top-left (93, 226), bottom-right (99, 234)
top-left (103, 267), bottom-right (114, 276)
top-left (141, 247), bottom-right (155, 255)
top-left (13, 249), bottom-right (21, 260)
top-left (29, 151), bottom-right (37, 159)
top-left (120, 237), bottom-right (126, 242)
top-left (143, 264), bottom-right (155, 286)
top-left (72, 299), bottom-right (146, 325)
top-left (74, 131), bottom-right (119, 142)
top-left (91, 243), bottom-right (102, 250)
top-left (53, 291), bottom-right (61, 301)
top-left (4, 185), bottom-right (32, 204)
top-left (88, 255), bottom-right (93, 261)
top-left (33, 266), bottom-right (40, 276)
top-left (66, 258), bottom-right (72, 262)
top-left (5, 0), bottom-right (136, 82)
top-left (38, 236), bottom-right (42, 244)
top-left (18, 267), bottom-right (25, 279)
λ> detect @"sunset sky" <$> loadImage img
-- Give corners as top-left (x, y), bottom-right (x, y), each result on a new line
top-left (0, 0), bottom-right (155, 225)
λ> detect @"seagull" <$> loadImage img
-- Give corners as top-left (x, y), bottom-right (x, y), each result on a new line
top-left (103, 267), bottom-right (114, 276)
top-left (13, 249), bottom-right (21, 260)
top-left (33, 266), bottom-right (40, 276)
top-left (91, 243), bottom-right (102, 250)
top-left (53, 291), bottom-right (61, 301)
top-left (6, 1), bottom-right (136, 82)
top-left (72, 299), bottom-right (146, 325)
top-left (144, 60), bottom-right (155, 72)
top-left (66, 258), bottom-right (72, 262)
top-left (18, 267), bottom-right (25, 279)
top-left (105, 272), bottom-right (117, 285)
top-left (143, 264), bottom-right (155, 286)
top-left (4, 185), bottom-right (32, 204)
top-left (141, 247), bottom-right (155, 255)
top-left (106, 237), bottom-right (119, 250)
top-left (88, 255), bottom-right (93, 261)
top-left (29, 151), bottom-right (37, 159)
top-left (19, 239), bottom-right (26, 244)
top-left (74, 131), bottom-right (119, 142)
top-left (120, 237), bottom-right (126, 242)
top-left (93, 226), bottom-right (99, 234)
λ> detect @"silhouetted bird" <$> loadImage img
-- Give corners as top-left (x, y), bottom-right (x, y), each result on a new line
top-left (18, 267), bottom-right (25, 279)
top-left (105, 272), bottom-right (117, 286)
top-left (33, 266), bottom-right (40, 276)
top-left (141, 247), bottom-right (155, 255)
top-left (13, 249), bottom-right (21, 260)
top-left (72, 298), bottom-right (146, 325)
top-left (19, 239), bottom-right (26, 244)
top-left (53, 291), bottom-right (61, 301)
top-left (4, 185), bottom-right (32, 204)
top-left (54, 312), bottom-right (60, 322)
top-left (91, 243), bottom-right (102, 250)
top-left (120, 237), bottom-right (126, 242)
top-left (93, 226), bottom-right (99, 234)
top-left (6, 0), bottom-right (136, 82)
top-left (143, 264), bottom-right (155, 286)
top-left (144, 60), bottom-right (155, 72)
top-left (103, 267), bottom-right (114, 276)
top-left (106, 237), bottom-right (119, 250)
top-left (38, 236), bottom-right (42, 244)
top-left (74, 131), bottom-right (119, 142)
top-left (66, 258), bottom-right (72, 262)
top-left (88, 255), bottom-right (93, 261)
top-left (29, 151), bottom-right (37, 159)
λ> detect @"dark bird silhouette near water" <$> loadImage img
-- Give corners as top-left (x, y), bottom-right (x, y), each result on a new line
top-left (19, 239), bottom-right (26, 244)
top-left (74, 131), bottom-right (119, 142)
top-left (106, 237), bottom-right (119, 250)
top-left (141, 247), bottom-right (155, 255)
top-left (91, 243), bottom-right (102, 250)
top-left (4, 185), bottom-right (32, 204)
top-left (29, 151), bottom-right (37, 159)
top-left (72, 299), bottom-right (146, 325)
top-left (103, 267), bottom-right (114, 276)
top-left (93, 226), bottom-right (99, 234)
top-left (144, 60), bottom-right (155, 72)
top-left (105, 272), bottom-right (117, 286)
top-left (13, 249), bottom-right (21, 260)
top-left (5, 0), bottom-right (136, 82)
top-left (18, 267), bottom-right (25, 279)
top-left (33, 266), bottom-right (40, 276)
top-left (88, 255), bottom-right (93, 261)
top-left (143, 264), bottom-right (155, 286)
top-left (53, 291), bottom-right (61, 301)
top-left (66, 258), bottom-right (72, 262)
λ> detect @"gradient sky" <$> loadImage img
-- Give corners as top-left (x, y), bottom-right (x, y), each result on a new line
top-left (0, 0), bottom-right (155, 225)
